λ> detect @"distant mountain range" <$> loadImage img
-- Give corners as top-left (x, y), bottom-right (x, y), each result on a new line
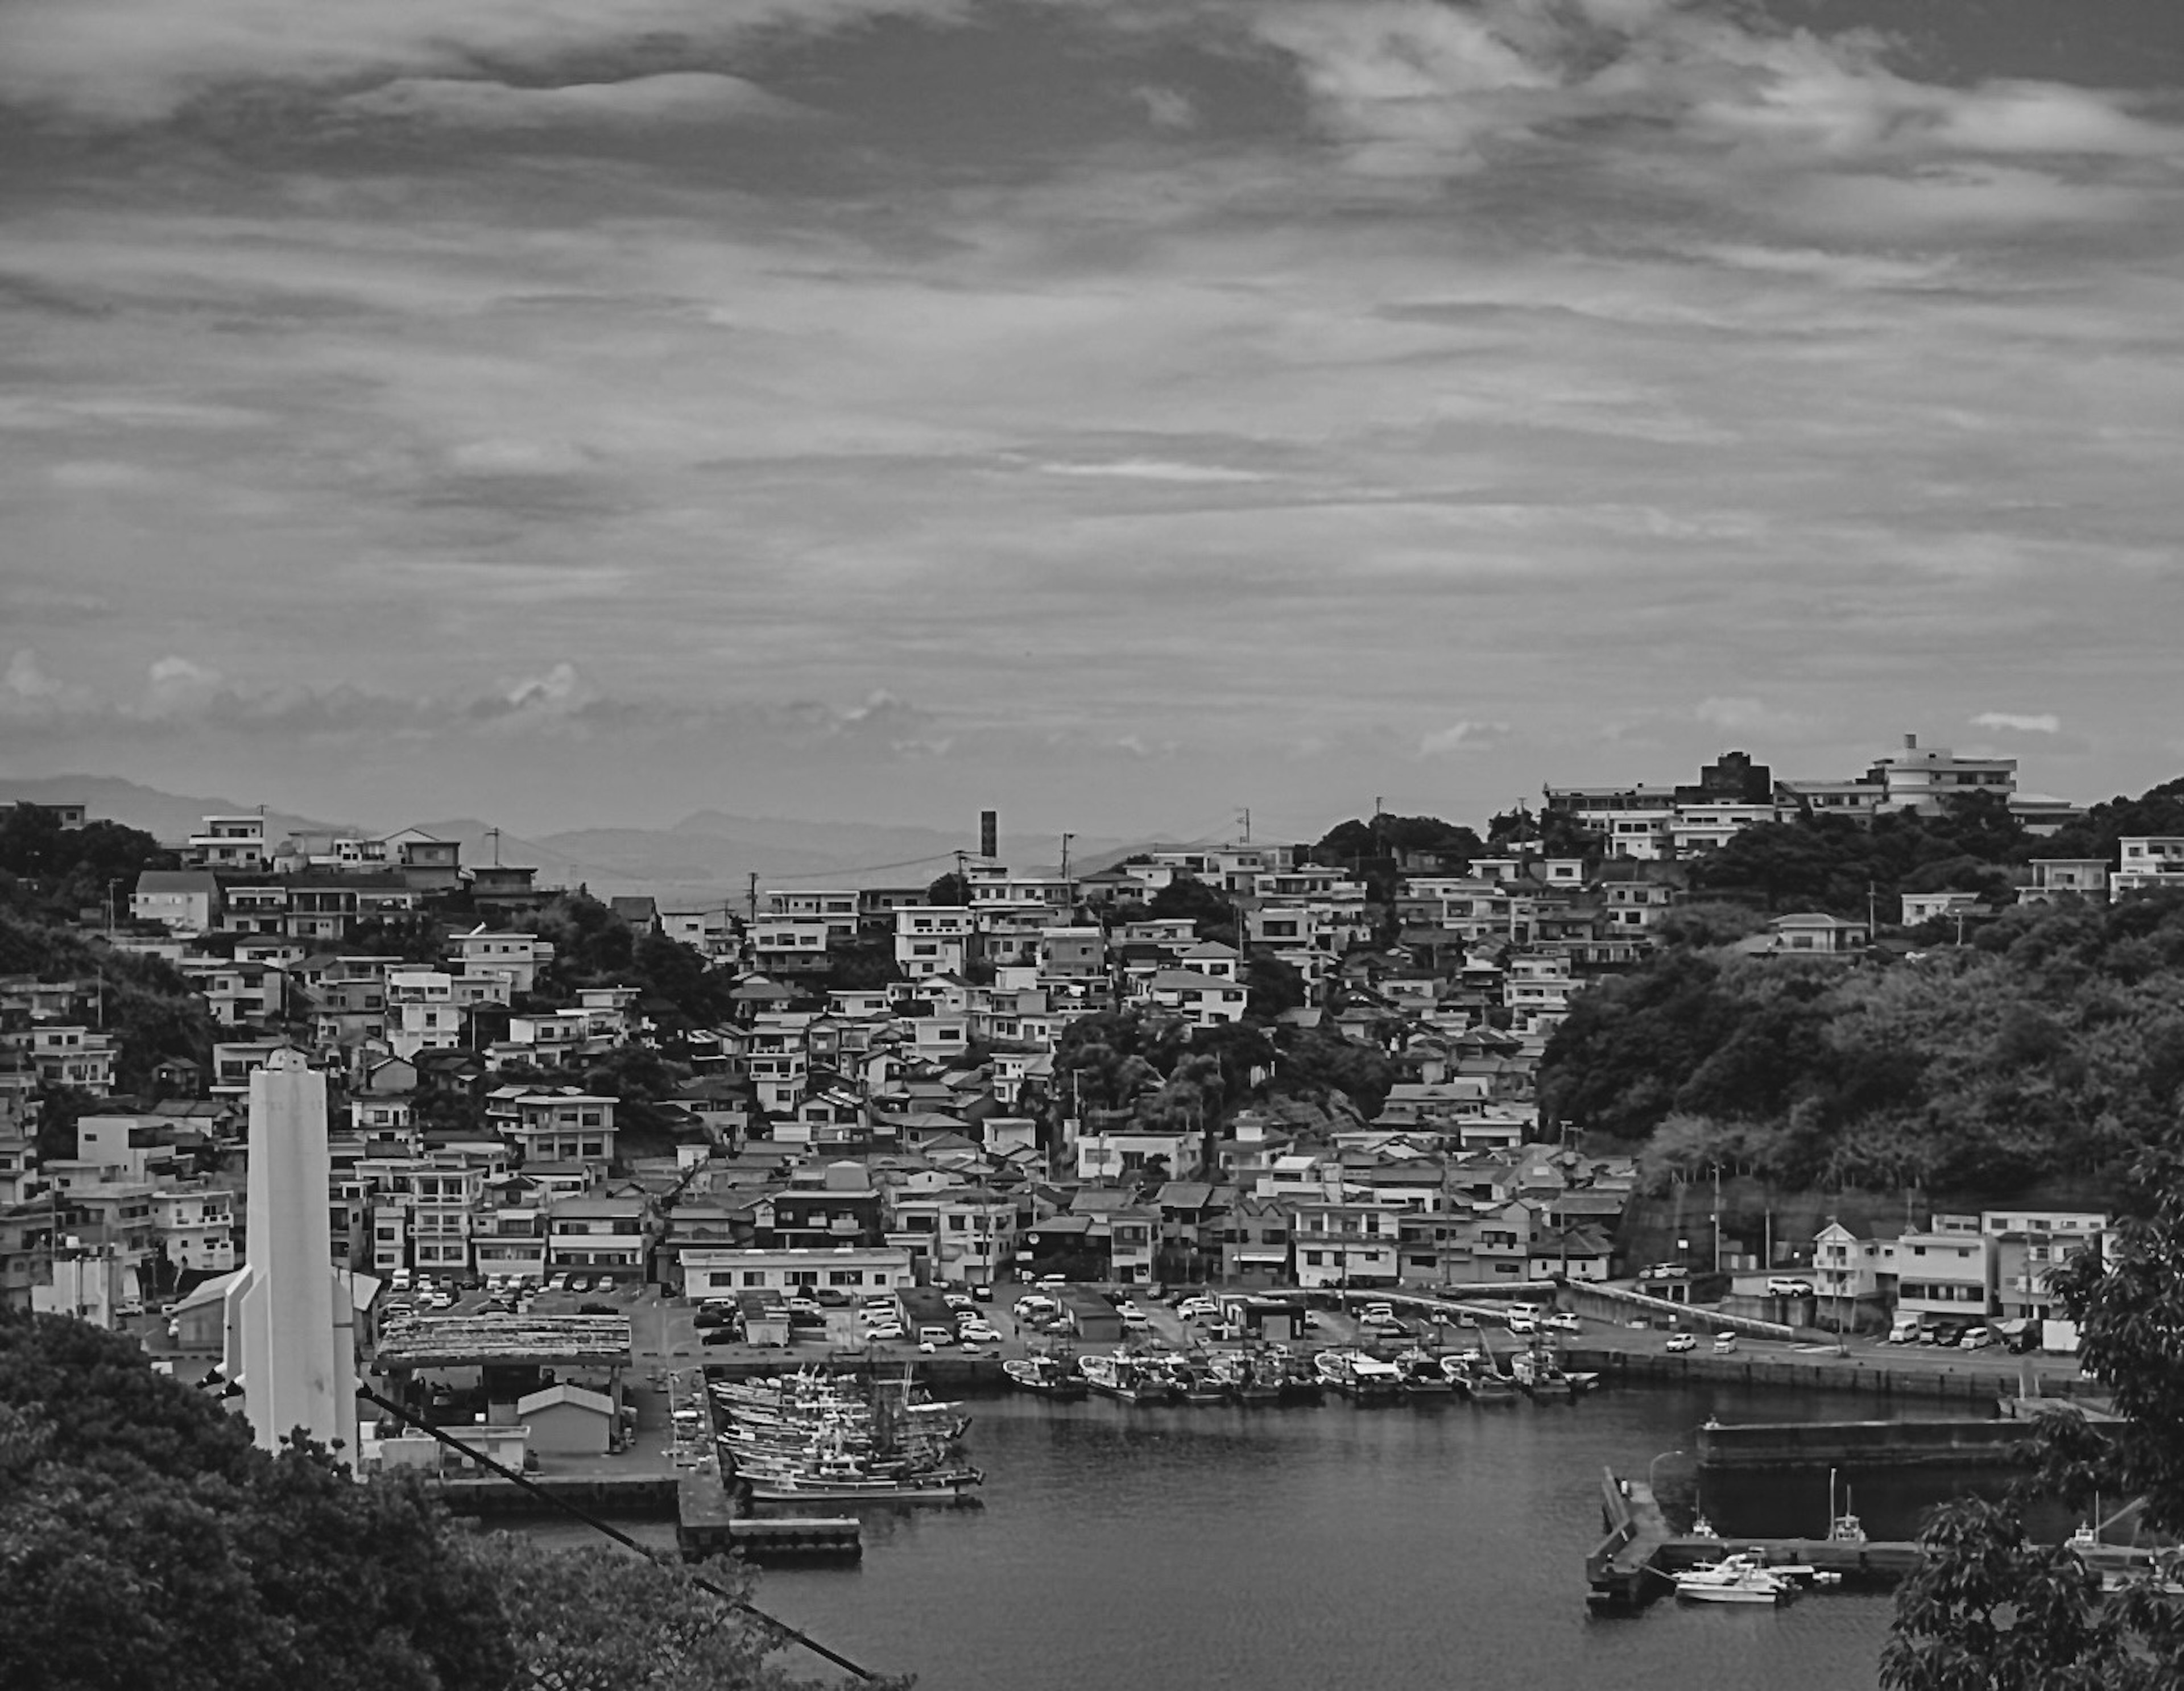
top-left (0, 775), bottom-right (1153, 904)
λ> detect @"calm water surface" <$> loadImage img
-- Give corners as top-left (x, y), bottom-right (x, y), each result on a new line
top-left (529, 1383), bottom-right (1988, 1688)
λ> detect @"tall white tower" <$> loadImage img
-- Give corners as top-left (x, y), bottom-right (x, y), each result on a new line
top-left (222, 1049), bottom-right (358, 1457)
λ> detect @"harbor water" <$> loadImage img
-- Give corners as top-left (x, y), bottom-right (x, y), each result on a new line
top-left (511, 1379), bottom-right (2037, 1687)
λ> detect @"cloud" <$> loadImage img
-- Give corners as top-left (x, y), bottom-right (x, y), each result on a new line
top-left (330, 72), bottom-right (808, 131)
top-left (1035, 457), bottom-right (1271, 484)
top-left (0, 0), bottom-right (966, 124)
top-left (1132, 84), bottom-right (1201, 133)
top-left (1418, 719), bottom-right (1512, 756)
top-left (1693, 696), bottom-right (1818, 737)
top-left (4, 650), bottom-right (66, 701)
top-left (1970, 710), bottom-right (2061, 735)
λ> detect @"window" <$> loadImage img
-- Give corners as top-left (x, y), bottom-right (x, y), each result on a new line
top-left (742, 1270), bottom-right (767, 1287)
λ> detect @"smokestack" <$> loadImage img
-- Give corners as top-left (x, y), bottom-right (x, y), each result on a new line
top-left (1904, 733), bottom-right (1917, 750)
top-left (980, 809), bottom-right (998, 860)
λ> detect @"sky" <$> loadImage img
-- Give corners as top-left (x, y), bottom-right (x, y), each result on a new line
top-left (3, 0), bottom-right (2182, 840)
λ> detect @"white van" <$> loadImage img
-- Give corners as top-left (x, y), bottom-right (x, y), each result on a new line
top-left (1888, 1313), bottom-right (1925, 1345)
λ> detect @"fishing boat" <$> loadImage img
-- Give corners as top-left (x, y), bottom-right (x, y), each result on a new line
top-left (1159, 1355), bottom-right (1231, 1404)
top-left (1208, 1350), bottom-right (1284, 1404)
top-left (742, 1458), bottom-right (985, 1504)
top-left (1002, 1355), bottom-right (1087, 1399)
top-left (1826, 1469), bottom-right (1867, 1544)
top-left (1395, 1349), bottom-right (1455, 1396)
top-left (1079, 1352), bottom-right (1178, 1405)
top-left (1442, 1350), bottom-right (1519, 1402)
top-left (1313, 1348), bottom-right (1405, 1401)
top-left (1670, 1553), bottom-right (1795, 1605)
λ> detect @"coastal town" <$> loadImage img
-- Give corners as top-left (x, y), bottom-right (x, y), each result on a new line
top-left (2, 730), bottom-right (2154, 1427)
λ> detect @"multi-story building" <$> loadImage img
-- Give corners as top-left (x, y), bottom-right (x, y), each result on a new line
top-left (2016, 859), bottom-right (2110, 906)
top-left (448, 927), bottom-right (555, 995)
top-left (887, 1186), bottom-right (1019, 1285)
top-left (1291, 1198), bottom-right (1401, 1289)
top-left (1982, 1209), bottom-right (2106, 1324)
top-left (895, 906), bottom-right (973, 979)
top-left (30, 1024), bottom-right (118, 1095)
top-left (545, 1195), bottom-right (652, 1277)
top-left (2112, 837), bottom-right (2184, 896)
top-left (485, 1088), bottom-right (617, 1172)
top-left (187, 813), bottom-right (268, 871)
top-left (1891, 1217), bottom-right (1992, 1326)
top-left (1865, 733), bottom-right (2016, 813)
top-left (152, 1183), bottom-right (235, 1275)
top-left (386, 969), bottom-right (462, 1059)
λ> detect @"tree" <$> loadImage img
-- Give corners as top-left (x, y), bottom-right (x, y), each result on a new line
top-left (456, 1534), bottom-right (909, 1691)
top-left (1881, 1136), bottom-right (2184, 1689)
top-left (1147, 877), bottom-right (1236, 940)
top-left (0, 1309), bottom-right (909, 1691)
top-left (0, 1310), bottom-right (514, 1691)
top-left (926, 870), bottom-right (968, 907)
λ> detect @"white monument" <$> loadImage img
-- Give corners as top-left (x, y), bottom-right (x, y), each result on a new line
top-left (222, 1049), bottom-right (359, 1457)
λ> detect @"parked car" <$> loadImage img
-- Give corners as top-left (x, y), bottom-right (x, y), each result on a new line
top-left (1120, 1311), bottom-right (1152, 1333)
top-left (1767, 1277), bottom-right (1816, 1297)
top-left (814, 1287), bottom-right (851, 1307)
top-left (1544, 1311), bottom-right (1582, 1334)
top-left (1665, 1332), bottom-right (1697, 1354)
top-left (1713, 1332), bottom-right (1739, 1353)
top-left (694, 1304), bottom-right (733, 1329)
top-left (959, 1321), bottom-right (1002, 1343)
top-left (971, 1284), bottom-right (994, 1303)
top-left (1646, 1264), bottom-right (1689, 1280)
top-left (944, 1292), bottom-right (977, 1312)
top-left (786, 1296), bottom-right (822, 1318)
top-left (566, 1275), bottom-right (592, 1293)
top-left (547, 1274), bottom-right (569, 1292)
top-left (864, 1323), bottom-right (906, 1342)
top-left (1505, 1309), bottom-right (1538, 1335)
top-left (1177, 1297), bottom-right (1219, 1321)
top-left (701, 1327), bottom-right (741, 1346)
top-left (578, 1301), bottom-right (616, 1316)
top-left (1962, 1327), bottom-right (1995, 1351)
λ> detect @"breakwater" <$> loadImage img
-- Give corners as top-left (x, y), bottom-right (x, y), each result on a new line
top-left (1696, 1416), bottom-right (2036, 1471)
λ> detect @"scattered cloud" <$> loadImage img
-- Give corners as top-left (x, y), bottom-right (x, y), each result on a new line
top-left (4, 650), bottom-right (66, 701)
top-left (1693, 697), bottom-right (1822, 738)
top-left (1418, 720), bottom-right (1512, 756)
top-left (1132, 84), bottom-right (1200, 133)
top-left (330, 72), bottom-right (809, 131)
top-left (1971, 710), bottom-right (2062, 735)
top-left (1035, 458), bottom-right (1271, 485)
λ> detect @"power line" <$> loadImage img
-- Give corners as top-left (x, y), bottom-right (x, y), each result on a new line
top-left (354, 1383), bottom-right (882, 1682)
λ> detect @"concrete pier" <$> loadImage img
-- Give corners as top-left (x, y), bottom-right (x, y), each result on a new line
top-left (1696, 1415), bottom-right (2038, 1471)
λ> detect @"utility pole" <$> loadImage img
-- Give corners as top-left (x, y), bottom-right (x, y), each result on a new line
top-left (486, 826), bottom-right (502, 867)
top-left (1060, 833), bottom-right (1074, 880)
top-left (746, 873), bottom-right (758, 924)
top-left (1713, 1162), bottom-right (1724, 1274)
top-left (1237, 808), bottom-right (1251, 845)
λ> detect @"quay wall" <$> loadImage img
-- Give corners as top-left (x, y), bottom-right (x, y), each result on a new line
top-left (1565, 1346), bottom-right (2091, 1403)
top-left (435, 1474), bottom-right (679, 1517)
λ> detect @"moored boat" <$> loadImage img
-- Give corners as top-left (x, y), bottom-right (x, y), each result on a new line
top-left (1670, 1553), bottom-right (1794, 1605)
top-left (1003, 1355), bottom-right (1088, 1399)
top-left (1313, 1348), bottom-right (1405, 1401)
top-left (1079, 1352), bottom-right (1179, 1405)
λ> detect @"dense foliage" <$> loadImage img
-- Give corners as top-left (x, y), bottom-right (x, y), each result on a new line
top-left (1540, 891), bottom-right (2184, 1193)
top-left (0, 807), bottom-right (173, 925)
top-left (1883, 1138), bottom-right (2184, 1688)
top-left (0, 1309), bottom-right (906, 1691)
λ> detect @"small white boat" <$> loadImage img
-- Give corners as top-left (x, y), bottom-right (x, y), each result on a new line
top-left (1672, 1553), bottom-right (1794, 1605)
